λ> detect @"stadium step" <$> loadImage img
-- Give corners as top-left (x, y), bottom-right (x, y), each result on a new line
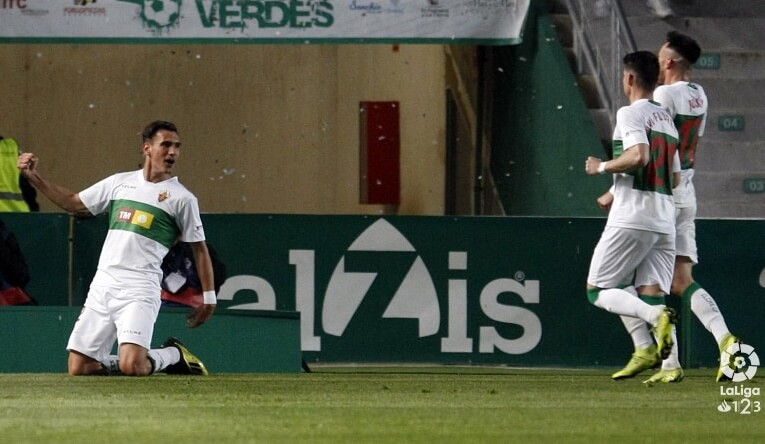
top-left (550, 3), bottom-right (612, 146)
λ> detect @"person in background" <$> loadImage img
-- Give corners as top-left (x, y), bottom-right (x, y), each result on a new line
top-left (0, 136), bottom-right (38, 212)
top-left (161, 241), bottom-right (227, 308)
top-left (0, 217), bottom-right (35, 305)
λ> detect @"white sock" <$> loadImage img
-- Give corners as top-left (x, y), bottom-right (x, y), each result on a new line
top-left (639, 297), bottom-right (682, 371)
top-left (618, 286), bottom-right (653, 349)
top-left (102, 355), bottom-right (122, 375)
top-left (148, 347), bottom-right (181, 373)
top-left (689, 287), bottom-right (730, 344)
top-left (661, 327), bottom-right (681, 370)
top-left (593, 288), bottom-right (662, 325)
top-left (620, 315), bottom-right (654, 349)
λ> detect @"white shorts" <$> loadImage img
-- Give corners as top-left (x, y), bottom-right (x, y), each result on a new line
top-left (587, 226), bottom-right (675, 294)
top-left (66, 285), bottom-right (161, 363)
top-left (675, 205), bottom-right (698, 264)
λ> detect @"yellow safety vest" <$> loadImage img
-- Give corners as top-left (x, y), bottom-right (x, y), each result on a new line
top-left (0, 138), bottom-right (30, 212)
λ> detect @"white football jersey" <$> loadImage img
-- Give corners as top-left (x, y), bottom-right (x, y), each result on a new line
top-left (653, 81), bottom-right (708, 207)
top-left (608, 99), bottom-right (679, 235)
top-left (79, 170), bottom-right (205, 292)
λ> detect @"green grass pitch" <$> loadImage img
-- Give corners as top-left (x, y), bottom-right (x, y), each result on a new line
top-left (0, 367), bottom-right (761, 443)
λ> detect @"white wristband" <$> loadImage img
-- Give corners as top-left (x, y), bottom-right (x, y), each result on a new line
top-left (598, 161), bottom-right (608, 175)
top-left (203, 290), bottom-right (217, 305)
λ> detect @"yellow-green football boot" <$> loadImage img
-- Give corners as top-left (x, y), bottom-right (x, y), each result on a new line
top-left (612, 345), bottom-right (659, 380)
top-left (652, 307), bottom-right (677, 360)
top-left (716, 334), bottom-right (742, 382)
top-left (643, 368), bottom-right (684, 384)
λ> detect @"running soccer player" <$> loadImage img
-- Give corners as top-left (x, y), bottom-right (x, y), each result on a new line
top-left (18, 120), bottom-right (215, 376)
top-left (613, 31), bottom-right (741, 383)
top-left (585, 51), bottom-right (680, 371)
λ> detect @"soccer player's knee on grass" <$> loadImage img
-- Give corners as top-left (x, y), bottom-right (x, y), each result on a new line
top-left (68, 353), bottom-right (98, 376)
top-left (67, 364), bottom-right (87, 377)
top-left (68, 359), bottom-right (107, 376)
top-left (118, 343), bottom-right (154, 376)
top-left (119, 355), bottom-right (152, 376)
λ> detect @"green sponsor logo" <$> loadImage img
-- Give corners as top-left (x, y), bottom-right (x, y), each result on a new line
top-left (218, 218), bottom-right (543, 356)
top-left (118, 0), bottom-right (183, 33)
top-left (110, 199), bottom-right (179, 247)
top-left (118, 0), bottom-right (335, 35)
top-left (195, 0), bottom-right (334, 29)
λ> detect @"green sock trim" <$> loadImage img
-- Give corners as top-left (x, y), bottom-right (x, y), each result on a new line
top-left (639, 294), bottom-right (665, 306)
top-left (681, 281), bottom-right (702, 299)
top-left (587, 288), bottom-right (600, 305)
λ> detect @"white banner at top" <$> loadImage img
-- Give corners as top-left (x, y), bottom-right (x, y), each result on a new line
top-left (0, 0), bottom-right (530, 45)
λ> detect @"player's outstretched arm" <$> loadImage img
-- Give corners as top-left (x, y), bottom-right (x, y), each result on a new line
top-left (18, 153), bottom-right (90, 216)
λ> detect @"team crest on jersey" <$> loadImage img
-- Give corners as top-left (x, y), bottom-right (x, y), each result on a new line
top-left (117, 208), bottom-right (155, 229)
top-left (158, 191), bottom-right (170, 202)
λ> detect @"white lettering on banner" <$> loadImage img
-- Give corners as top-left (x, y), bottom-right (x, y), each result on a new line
top-left (224, 219), bottom-right (542, 356)
top-left (322, 256), bottom-right (377, 336)
top-left (441, 251), bottom-right (472, 352)
top-left (479, 279), bottom-right (541, 354)
top-left (322, 219), bottom-right (440, 338)
top-left (381, 256), bottom-right (440, 336)
top-left (290, 250), bottom-right (321, 351)
top-left (442, 280), bottom-right (473, 351)
top-left (290, 249), bottom-right (542, 354)
top-left (218, 275), bottom-right (276, 310)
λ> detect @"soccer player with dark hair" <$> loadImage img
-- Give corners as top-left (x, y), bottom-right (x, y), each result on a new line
top-left (613, 31), bottom-right (741, 383)
top-left (18, 120), bottom-right (216, 376)
top-left (584, 51), bottom-right (680, 375)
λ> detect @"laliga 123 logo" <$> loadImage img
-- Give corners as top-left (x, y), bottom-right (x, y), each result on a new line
top-left (716, 342), bottom-right (761, 415)
top-left (118, 0), bottom-right (182, 32)
top-left (721, 342), bottom-right (759, 382)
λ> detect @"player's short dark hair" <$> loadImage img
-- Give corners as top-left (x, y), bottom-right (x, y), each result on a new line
top-left (665, 31), bottom-right (701, 64)
top-left (623, 51), bottom-right (659, 91)
top-left (142, 120), bottom-right (179, 142)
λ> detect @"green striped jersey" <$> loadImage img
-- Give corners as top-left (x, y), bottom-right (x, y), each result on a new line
top-left (608, 99), bottom-right (679, 235)
top-left (79, 170), bottom-right (205, 292)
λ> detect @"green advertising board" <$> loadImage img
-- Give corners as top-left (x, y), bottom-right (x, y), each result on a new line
top-left (70, 214), bottom-right (624, 367)
top-left (167, 215), bottom-right (765, 368)
top-left (0, 307), bottom-right (300, 373)
top-left (6, 213), bottom-right (763, 370)
top-left (1, 213), bottom-right (69, 305)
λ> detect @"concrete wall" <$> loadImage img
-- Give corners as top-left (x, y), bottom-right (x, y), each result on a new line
top-left (1, 44), bottom-right (448, 215)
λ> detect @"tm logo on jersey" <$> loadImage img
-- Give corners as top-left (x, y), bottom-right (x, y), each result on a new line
top-left (117, 208), bottom-right (155, 229)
